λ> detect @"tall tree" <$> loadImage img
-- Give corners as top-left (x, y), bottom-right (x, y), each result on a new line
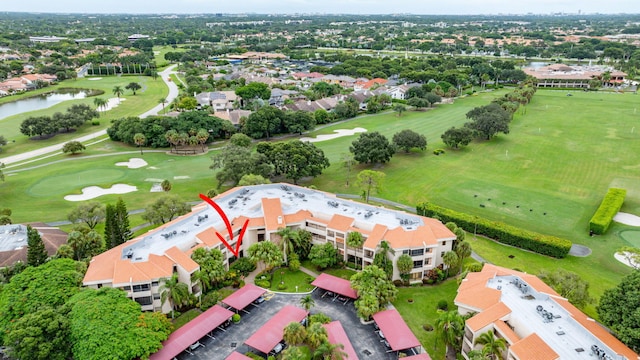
top-left (62, 141), bottom-right (86, 155)
top-left (67, 226), bottom-right (106, 261)
top-left (300, 294), bottom-right (315, 313)
top-left (349, 131), bottom-right (395, 164)
top-left (133, 133), bottom-right (146, 155)
top-left (455, 241), bottom-right (472, 274)
top-left (191, 248), bottom-right (226, 290)
top-left (441, 126), bottom-right (474, 149)
top-left (372, 240), bottom-right (394, 279)
top-left (27, 225), bottom-right (48, 267)
top-left (464, 103), bottom-right (511, 140)
top-left (276, 227), bottom-right (297, 265)
top-left (346, 231), bottom-right (364, 248)
top-left (598, 270), bottom-right (640, 351)
top-left (306, 322), bottom-right (328, 350)
top-left (158, 97), bottom-right (168, 114)
top-left (308, 242), bottom-right (338, 270)
top-left (160, 273), bottom-right (190, 318)
top-left (142, 195), bottom-right (190, 225)
top-left (5, 307), bottom-right (71, 360)
top-left (397, 254), bottom-right (413, 281)
top-left (125, 82), bottom-right (142, 95)
top-left (68, 287), bottom-right (172, 359)
top-left (104, 199), bottom-right (132, 248)
top-left (93, 97), bottom-right (107, 111)
top-left (257, 140), bottom-right (330, 184)
top-left (392, 129), bottom-right (427, 153)
top-left (435, 310), bottom-right (464, 354)
top-left (539, 269), bottom-right (592, 308)
top-left (442, 251), bottom-right (459, 277)
top-left (356, 169), bottom-right (385, 203)
top-left (112, 85), bottom-right (124, 100)
top-left (67, 201), bottom-right (105, 229)
top-left (350, 265), bottom-right (397, 319)
top-left (474, 331), bottom-right (507, 360)
top-left (247, 241), bottom-right (283, 271)
top-left (284, 321), bottom-right (307, 346)
top-left (211, 144), bottom-right (273, 188)
top-left (313, 340), bottom-right (346, 360)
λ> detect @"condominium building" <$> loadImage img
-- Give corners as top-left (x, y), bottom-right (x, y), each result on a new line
top-left (83, 184), bottom-right (455, 313)
top-left (455, 264), bottom-right (639, 360)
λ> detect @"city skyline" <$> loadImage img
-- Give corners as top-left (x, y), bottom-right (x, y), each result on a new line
top-left (2, 0), bottom-right (639, 15)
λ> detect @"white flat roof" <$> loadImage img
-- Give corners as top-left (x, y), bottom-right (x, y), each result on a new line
top-left (121, 184), bottom-right (425, 262)
top-left (488, 276), bottom-right (620, 359)
top-left (0, 224), bottom-right (28, 252)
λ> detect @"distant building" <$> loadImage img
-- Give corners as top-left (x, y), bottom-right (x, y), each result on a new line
top-left (456, 264), bottom-right (639, 360)
top-left (195, 91), bottom-right (237, 111)
top-left (523, 64), bottom-right (626, 88)
top-left (0, 223), bottom-right (67, 268)
top-left (83, 184), bottom-right (455, 313)
top-left (128, 34), bottom-right (150, 42)
top-left (29, 36), bottom-right (67, 43)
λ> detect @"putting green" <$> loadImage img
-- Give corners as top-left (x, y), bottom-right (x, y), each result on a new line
top-left (619, 230), bottom-right (640, 248)
top-left (28, 168), bottom-right (127, 197)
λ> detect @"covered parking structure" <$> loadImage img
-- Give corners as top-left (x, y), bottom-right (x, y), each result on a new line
top-left (323, 321), bottom-right (358, 359)
top-left (226, 352), bottom-right (253, 360)
top-left (311, 273), bottom-right (358, 304)
top-left (244, 305), bottom-right (308, 355)
top-left (372, 309), bottom-right (427, 357)
top-left (149, 305), bottom-right (234, 360)
top-left (221, 283), bottom-right (266, 313)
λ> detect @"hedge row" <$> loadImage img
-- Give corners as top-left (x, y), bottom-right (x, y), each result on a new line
top-left (416, 202), bottom-right (572, 258)
top-left (589, 188), bottom-right (626, 235)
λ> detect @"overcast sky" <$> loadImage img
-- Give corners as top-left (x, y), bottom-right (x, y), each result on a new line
top-left (2, 0), bottom-right (639, 15)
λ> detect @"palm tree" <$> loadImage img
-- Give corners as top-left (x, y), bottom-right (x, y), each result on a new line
top-left (313, 340), bottom-right (346, 360)
top-left (276, 227), bottom-right (297, 265)
top-left (283, 321), bottom-right (307, 346)
top-left (165, 129), bottom-right (179, 152)
top-left (159, 273), bottom-right (189, 319)
top-left (373, 240), bottom-right (395, 279)
top-left (196, 129), bottom-right (209, 152)
top-left (93, 97), bottom-right (107, 112)
top-left (455, 241), bottom-right (472, 274)
top-left (306, 322), bottom-right (328, 351)
top-left (133, 133), bottom-right (146, 155)
top-left (474, 331), bottom-right (507, 360)
top-left (112, 85), bottom-right (124, 102)
top-left (191, 269), bottom-right (212, 295)
top-left (442, 251), bottom-right (459, 277)
top-left (158, 97), bottom-right (168, 114)
top-left (300, 294), bottom-right (315, 323)
top-left (435, 310), bottom-right (464, 355)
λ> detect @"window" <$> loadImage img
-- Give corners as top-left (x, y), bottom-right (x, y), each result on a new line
top-left (121, 285), bottom-right (131, 291)
top-left (402, 250), bottom-right (410, 255)
top-left (426, 258), bottom-right (432, 265)
top-left (258, 233), bottom-right (265, 242)
top-left (134, 296), bottom-right (153, 306)
top-left (153, 293), bottom-right (160, 300)
top-left (97, 284), bottom-right (102, 289)
top-left (441, 252), bottom-right (445, 258)
top-left (132, 284), bottom-right (150, 292)
top-left (152, 281), bottom-right (159, 287)
top-left (410, 249), bottom-right (424, 257)
top-left (413, 260), bottom-right (423, 269)
top-left (327, 230), bottom-right (335, 238)
top-left (335, 232), bottom-right (344, 239)
top-left (441, 241), bottom-right (447, 246)
top-left (425, 248), bottom-right (432, 253)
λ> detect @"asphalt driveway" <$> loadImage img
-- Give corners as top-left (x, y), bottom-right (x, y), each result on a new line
top-left (179, 290), bottom-right (399, 360)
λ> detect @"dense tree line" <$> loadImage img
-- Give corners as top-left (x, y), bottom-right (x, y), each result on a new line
top-left (107, 111), bottom-right (234, 147)
top-left (241, 107), bottom-right (316, 139)
top-left (20, 104), bottom-right (98, 139)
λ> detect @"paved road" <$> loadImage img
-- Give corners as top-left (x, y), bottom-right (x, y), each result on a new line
top-left (0, 65), bottom-right (180, 166)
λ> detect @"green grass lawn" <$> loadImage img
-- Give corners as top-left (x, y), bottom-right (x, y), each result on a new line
top-left (172, 308), bottom-right (203, 331)
top-left (393, 279), bottom-right (460, 360)
top-left (268, 268), bottom-right (315, 293)
top-left (0, 75), bottom-right (169, 156)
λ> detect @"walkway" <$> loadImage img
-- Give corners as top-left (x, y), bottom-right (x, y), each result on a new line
top-left (0, 65), bottom-right (180, 166)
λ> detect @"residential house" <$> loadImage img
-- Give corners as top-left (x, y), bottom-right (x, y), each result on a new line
top-left (195, 91), bottom-right (237, 111)
top-left (0, 223), bottom-right (68, 268)
top-left (214, 109), bottom-right (252, 126)
top-left (354, 78), bottom-right (388, 91)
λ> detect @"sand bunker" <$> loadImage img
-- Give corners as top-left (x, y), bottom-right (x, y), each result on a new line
top-left (615, 251), bottom-right (640, 268)
top-left (64, 184), bottom-right (137, 201)
top-left (300, 128), bottom-right (367, 143)
top-left (174, 175), bottom-right (190, 180)
top-left (614, 212), bottom-right (640, 226)
top-left (98, 98), bottom-right (126, 112)
top-left (116, 158), bottom-right (148, 169)
top-left (87, 77), bottom-right (102, 81)
top-left (150, 183), bottom-right (163, 192)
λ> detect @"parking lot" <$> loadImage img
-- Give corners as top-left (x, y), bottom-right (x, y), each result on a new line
top-left (180, 290), bottom-right (399, 360)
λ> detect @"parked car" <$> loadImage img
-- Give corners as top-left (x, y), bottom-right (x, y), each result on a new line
top-left (253, 296), bottom-right (265, 305)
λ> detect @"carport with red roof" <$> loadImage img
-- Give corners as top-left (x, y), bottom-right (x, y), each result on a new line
top-left (221, 283), bottom-right (266, 313)
top-left (323, 321), bottom-right (358, 359)
top-left (311, 273), bottom-right (358, 303)
top-left (149, 305), bottom-right (234, 360)
top-left (226, 351), bottom-right (253, 360)
top-left (244, 305), bottom-right (308, 355)
top-left (372, 309), bottom-right (427, 356)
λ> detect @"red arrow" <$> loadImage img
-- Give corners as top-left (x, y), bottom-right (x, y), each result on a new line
top-left (199, 194), bottom-right (248, 257)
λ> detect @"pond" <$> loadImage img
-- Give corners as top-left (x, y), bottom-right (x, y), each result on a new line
top-left (0, 88), bottom-right (99, 121)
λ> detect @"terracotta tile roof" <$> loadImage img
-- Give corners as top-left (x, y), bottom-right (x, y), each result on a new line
top-left (165, 246), bottom-right (199, 273)
top-left (510, 333), bottom-right (559, 360)
top-left (195, 228), bottom-right (222, 247)
top-left (284, 210), bottom-right (313, 225)
top-left (455, 283), bottom-right (501, 312)
top-left (422, 218), bottom-right (457, 239)
top-left (363, 223), bottom-right (387, 249)
top-left (383, 225), bottom-right (437, 248)
top-left (494, 320), bottom-right (520, 344)
top-left (467, 302), bottom-right (511, 332)
top-left (327, 214), bottom-right (354, 232)
top-left (262, 198), bottom-right (284, 231)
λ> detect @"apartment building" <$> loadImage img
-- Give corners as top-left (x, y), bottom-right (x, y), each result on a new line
top-left (455, 264), bottom-right (639, 360)
top-left (83, 184), bottom-right (455, 313)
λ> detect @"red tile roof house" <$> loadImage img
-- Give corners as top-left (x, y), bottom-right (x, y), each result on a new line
top-left (455, 264), bottom-right (639, 360)
top-left (0, 223), bottom-right (68, 268)
top-left (83, 184), bottom-right (455, 313)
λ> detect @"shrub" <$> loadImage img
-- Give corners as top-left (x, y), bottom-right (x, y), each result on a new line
top-left (256, 270), bottom-right (272, 281)
top-left (306, 276), bottom-right (314, 284)
top-left (423, 324), bottom-right (434, 331)
top-left (200, 291), bottom-right (220, 311)
top-left (437, 300), bottom-right (448, 311)
top-left (245, 354), bottom-right (262, 360)
top-left (466, 263), bottom-right (483, 272)
top-left (277, 282), bottom-right (286, 290)
top-left (589, 188), bottom-right (626, 235)
top-left (309, 313), bottom-right (332, 324)
top-left (416, 202), bottom-right (572, 258)
top-left (393, 279), bottom-right (404, 287)
top-left (345, 262), bottom-right (362, 270)
top-left (433, 149), bottom-right (445, 155)
top-left (230, 257), bottom-right (257, 276)
top-left (255, 279), bottom-right (271, 288)
top-left (232, 313), bottom-right (241, 323)
top-left (289, 258), bottom-right (301, 272)
top-left (423, 278), bottom-right (434, 285)
top-left (91, 120), bottom-right (100, 126)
